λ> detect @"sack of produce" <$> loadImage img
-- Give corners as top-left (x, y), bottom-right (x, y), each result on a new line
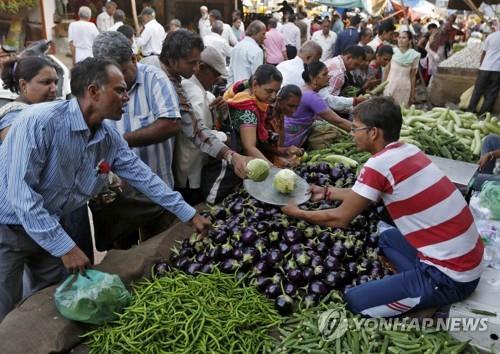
top-left (459, 85), bottom-right (484, 111)
top-left (480, 181), bottom-right (500, 220)
top-left (54, 270), bottom-right (131, 325)
top-left (305, 121), bottom-right (341, 150)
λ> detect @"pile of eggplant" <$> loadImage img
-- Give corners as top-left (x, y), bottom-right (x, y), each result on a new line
top-left (167, 163), bottom-right (390, 314)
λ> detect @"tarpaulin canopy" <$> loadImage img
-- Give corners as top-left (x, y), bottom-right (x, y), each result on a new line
top-left (316, 0), bottom-right (387, 15)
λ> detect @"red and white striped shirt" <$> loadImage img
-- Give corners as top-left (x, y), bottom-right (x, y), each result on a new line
top-left (352, 142), bottom-right (484, 282)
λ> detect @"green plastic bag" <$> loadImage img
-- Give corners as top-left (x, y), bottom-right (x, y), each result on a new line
top-left (480, 181), bottom-right (500, 220)
top-left (54, 269), bottom-right (131, 325)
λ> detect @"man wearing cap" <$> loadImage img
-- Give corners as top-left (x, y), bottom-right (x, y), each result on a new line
top-left (174, 46), bottom-right (229, 203)
top-left (144, 29), bottom-right (251, 202)
top-left (137, 7), bottom-right (165, 57)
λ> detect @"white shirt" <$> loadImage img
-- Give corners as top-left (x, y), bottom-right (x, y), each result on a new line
top-left (222, 23), bottom-right (238, 46)
top-left (367, 36), bottom-right (383, 51)
top-left (108, 21), bottom-right (124, 31)
top-left (68, 20), bottom-right (99, 63)
top-left (280, 22), bottom-right (301, 49)
top-left (203, 32), bottom-right (232, 60)
top-left (276, 56), bottom-right (305, 87)
top-left (199, 16), bottom-right (211, 38)
top-left (175, 75), bottom-right (215, 189)
top-left (96, 11), bottom-right (114, 32)
top-left (480, 31), bottom-right (500, 72)
top-left (311, 30), bottom-right (337, 61)
top-left (228, 36), bottom-right (264, 84)
top-left (137, 19), bottom-right (166, 56)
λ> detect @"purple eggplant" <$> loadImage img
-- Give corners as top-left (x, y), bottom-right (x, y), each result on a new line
top-left (201, 262), bottom-right (215, 273)
top-left (265, 283), bottom-right (281, 299)
top-left (316, 242), bottom-right (329, 257)
top-left (153, 262), bottom-right (171, 276)
top-left (207, 245), bottom-right (222, 261)
top-left (290, 243), bottom-right (305, 254)
top-left (324, 256), bottom-right (341, 271)
top-left (241, 228), bottom-right (258, 245)
top-left (308, 280), bottom-right (328, 296)
top-left (221, 258), bottom-right (240, 273)
top-left (330, 167), bottom-right (341, 179)
top-left (275, 295), bottom-right (294, 315)
top-left (254, 238), bottom-right (269, 254)
top-left (230, 203), bottom-right (243, 214)
top-left (324, 271), bottom-right (340, 287)
top-left (366, 233), bottom-right (379, 248)
top-left (186, 262), bottom-right (202, 275)
top-left (252, 275), bottom-right (270, 291)
top-left (331, 244), bottom-right (346, 259)
top-left (266, 248), bottom-right (283, 265)
top-left (346, 262), bottom-right (358, 275)
top-left (358, 275), bottom-right (370, 284)
top-left (256, 222), bottom-right (269, 233)
top-left (302, 267), bottom-right (314, 282)
top-left (283, 227), bottom-right (304, 244)
top-left (242, 247), bottom-right (258, 264)
top-left (313, 265), bottom-right (325, 278)
top-left (195, 253), bottom-right (210, 264)
top-left (286, 268), bottom-right (304, 285)
top-left (295, 251), bottom-right (310, 266)
top-left (284, 282), bottom-right (298, 297)
top-left (278, 241), bottom-right (290, 254)
top-left (176, 257), bottom-right (190, 271)
top-left (310, 255), bottom-right (323, 268)
top-left (220, 243), bottom-right (233, 258)
top-left (252, 261), bottom-right (268, 275)
top-left (179, 247), bottom-right (194, 258)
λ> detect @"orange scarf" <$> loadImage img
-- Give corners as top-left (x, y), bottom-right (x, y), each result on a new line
top-left (224, 80), bottom-right (270, 142)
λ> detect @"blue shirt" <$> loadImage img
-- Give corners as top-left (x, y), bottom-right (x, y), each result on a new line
top-left (106, 63), bottom-right (181, 187)
top-left (0, 98), bottom-right (195, 257)
top-left (333, 27), bottom-right (360, 57)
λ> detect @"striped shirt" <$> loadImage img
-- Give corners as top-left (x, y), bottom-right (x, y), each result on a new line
top-left (0, 98), bottom-right (195, 257)
top-left (352, 142), bottom-right (484, 282)
top-left (107, 63), bottom-right (180, 187)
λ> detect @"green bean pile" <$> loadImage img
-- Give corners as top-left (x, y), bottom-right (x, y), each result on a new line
top-left (84, 269), bottom-right (281, 354)
top-left (273, 292), bottom-right (479, 354)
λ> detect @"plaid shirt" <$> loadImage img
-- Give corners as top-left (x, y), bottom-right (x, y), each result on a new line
top-left (325, 55), bottom-right (347, 96)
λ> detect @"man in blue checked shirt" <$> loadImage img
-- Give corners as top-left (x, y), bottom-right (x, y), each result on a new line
top-left (0, 57), bottom-right (210, 321)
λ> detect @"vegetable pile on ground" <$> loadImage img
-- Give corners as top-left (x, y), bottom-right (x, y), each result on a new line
top-left (84, 269), bottom-right (281, 354)
top-left (304, 107), bottom-right (500, 165)
top-left (273, 292), bottom-right (480, 354)
top-left (400, 106), bottom-right (500, 162)
top-left (170, 163), bottom-right (389, 314)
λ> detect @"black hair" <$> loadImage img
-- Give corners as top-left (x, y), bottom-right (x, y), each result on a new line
top-left (117, 24), bottom-right (135, 40)
top-left (278, 84), bottom-right (302, 100)
top-left (376, 44), bottom-right (394, 56)
top-left (342, 45), bottom-right (366, 60)
top-left (70, 57), bottom-right (118, 97)
top-left (302, 61), bottom-right (326, 84)
top-left (362, 45), bottom-right (374, 57)
top-left (352, 97), bottom-right (402, 142)
top-left (209, 9), bottom-right (222, 20)
top-left (400, 30), bottom-right (414, 48)
top-left (160, 29), bottom-right (204, 65)
top-left (1, 56), bottom-right (59, 94)
top-left (378, 21), bottom-right (396, 35)
top-left (427, 23), bottom-right (438, 31)
top-left (350, 15), bottom-right (361, 27)
top-left (360, 28), bottom-right (372, 38)
top-left (249, 64), bottom-right (283, 86)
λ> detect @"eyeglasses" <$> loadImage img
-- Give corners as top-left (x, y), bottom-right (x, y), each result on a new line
top-left (350, 126), bottom-right (372, 133)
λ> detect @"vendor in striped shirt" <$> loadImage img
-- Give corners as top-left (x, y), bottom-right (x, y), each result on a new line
top-left (282, 97), bottom-right (484, 317)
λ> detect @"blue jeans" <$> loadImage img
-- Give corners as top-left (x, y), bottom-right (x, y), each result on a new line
top-left (481, 134), bottom-right (500, 174)
top-left (345, 227), bottom-right (480, 317)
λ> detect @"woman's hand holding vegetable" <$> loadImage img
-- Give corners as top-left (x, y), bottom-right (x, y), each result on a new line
top-left (189, 214), bottom-right (211, 236)
top-left (230, 152), bottom-right (252, 179)
top-left (285, 145), bottom-right (304, 157)
top-left (281, 201), bottom-right (302, 218)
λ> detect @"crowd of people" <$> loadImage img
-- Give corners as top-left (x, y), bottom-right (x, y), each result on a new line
top-left (0, 1), bottom-right (498, 324)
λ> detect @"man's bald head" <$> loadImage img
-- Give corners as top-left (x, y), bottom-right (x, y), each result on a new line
top-left (298, 41), bottom-right (323, 64)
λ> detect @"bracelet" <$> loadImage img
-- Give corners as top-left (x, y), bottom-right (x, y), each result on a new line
top-left (324, 186), bottom-right (332, 201)
top-left (224, 151), bottom-right (235, 165)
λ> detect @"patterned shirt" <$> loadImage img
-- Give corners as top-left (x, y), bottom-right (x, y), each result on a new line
top-left (325, 55), bottom-right (347, 96)
top-left (0, 98), bottom-right (195, 257)
top-left (353, 142), bottom-right (483, 282)
top-left (107, 63), bottom-right (180, 187)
